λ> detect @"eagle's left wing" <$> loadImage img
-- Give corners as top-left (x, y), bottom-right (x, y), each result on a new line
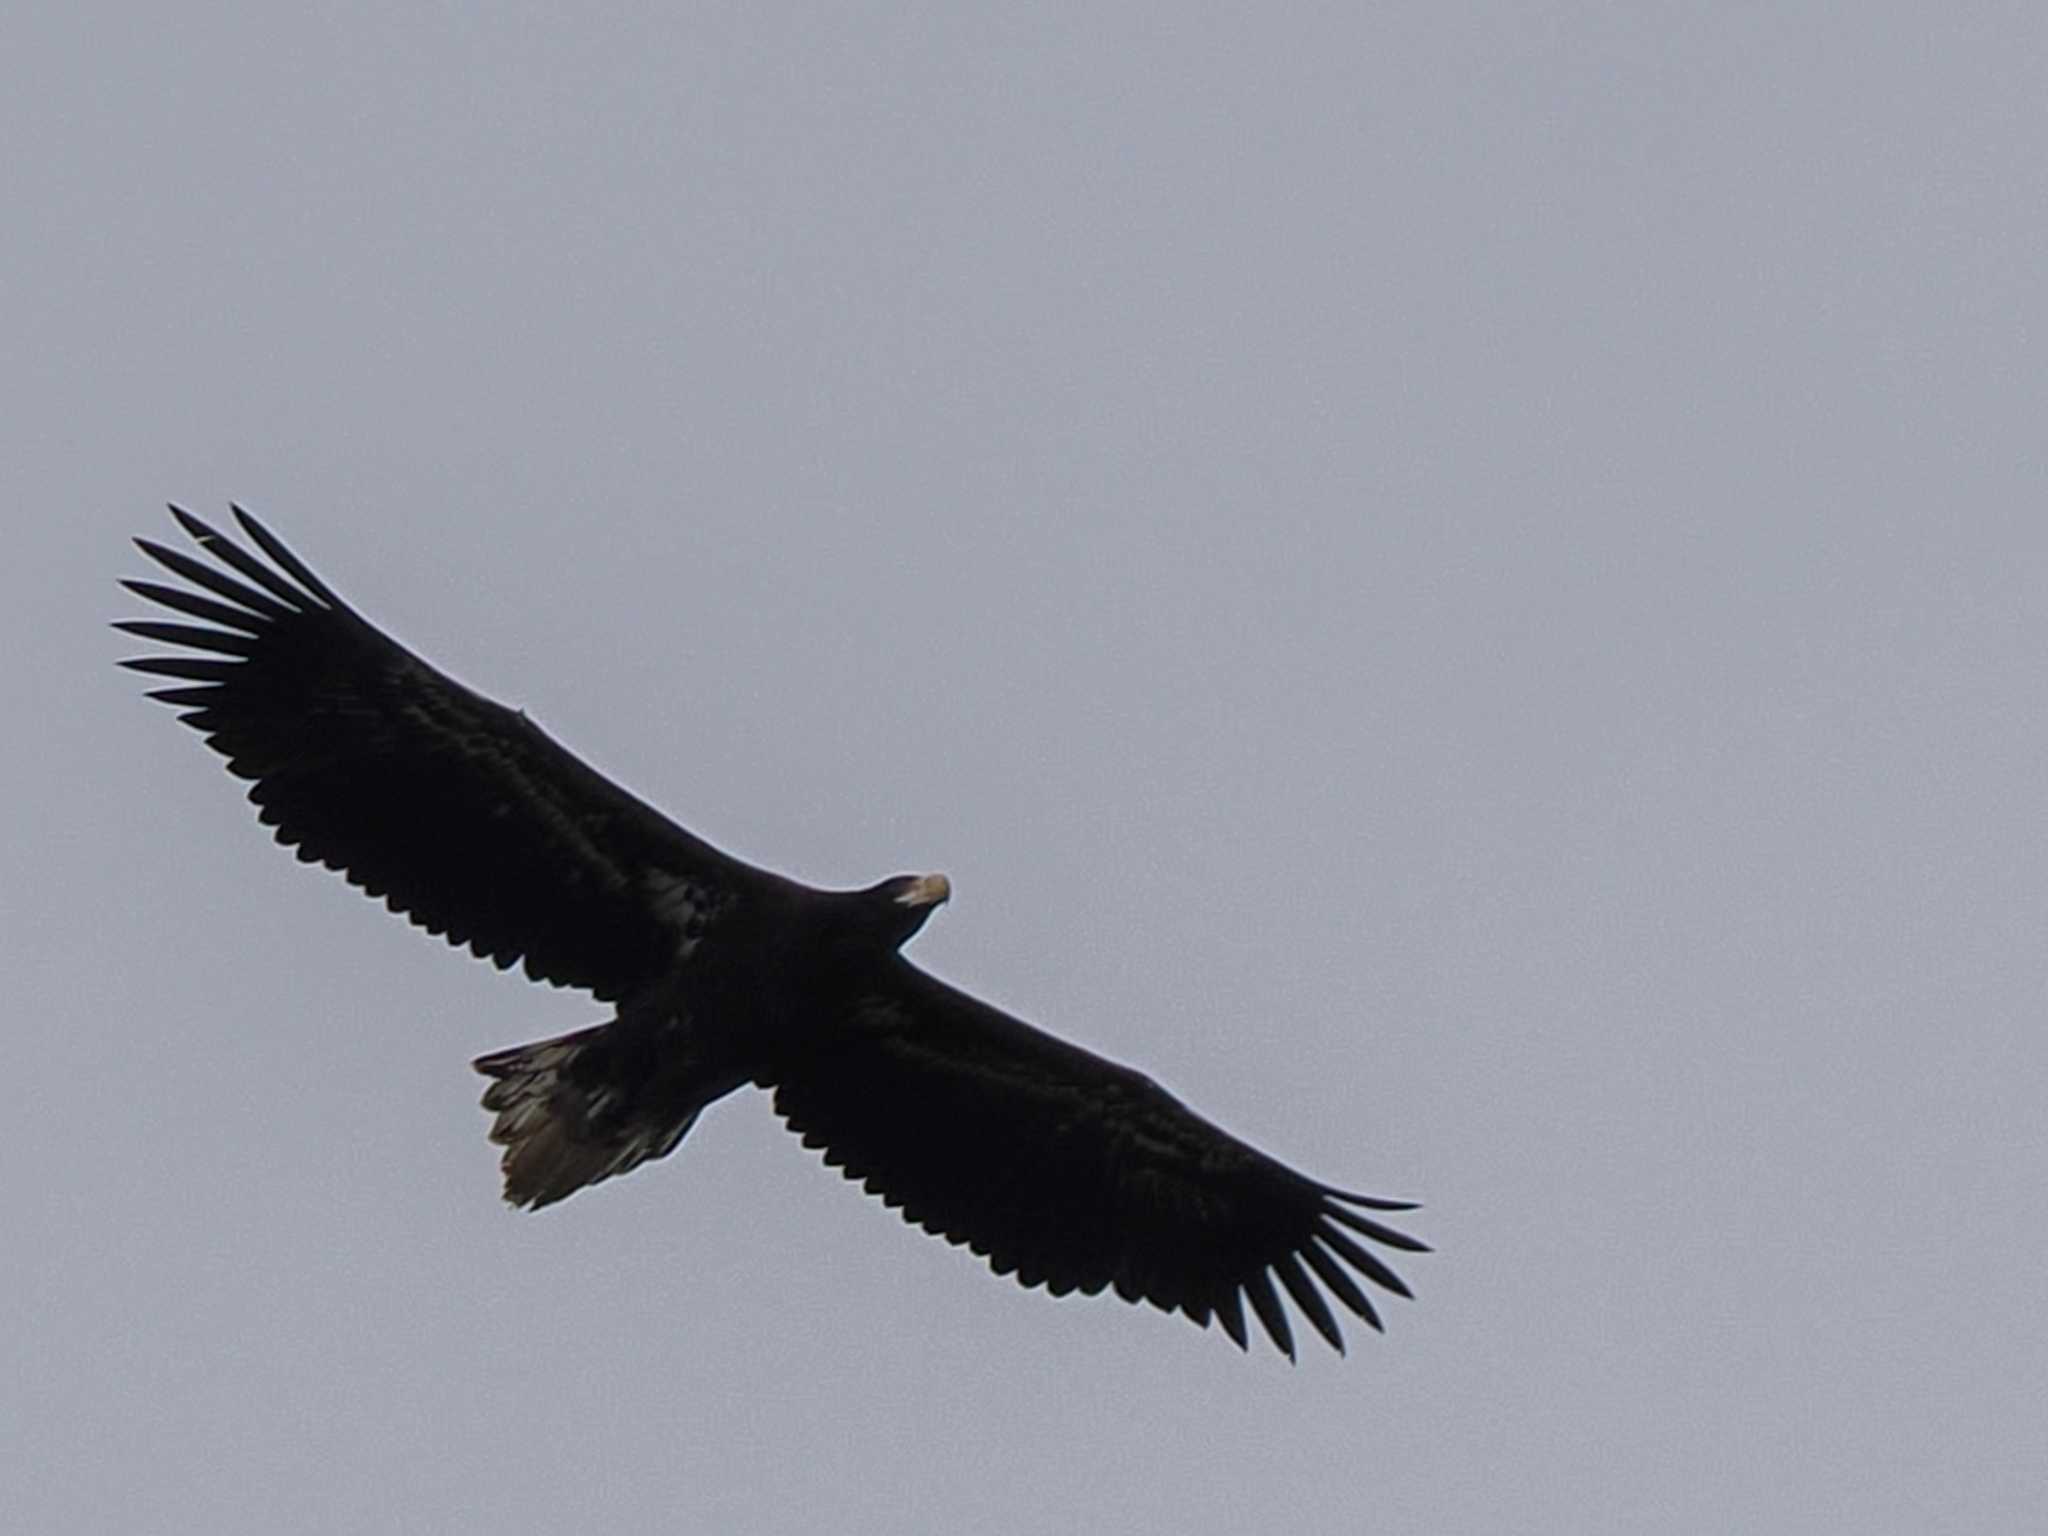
top-left (769, 957), bottom-right (1426, 1357)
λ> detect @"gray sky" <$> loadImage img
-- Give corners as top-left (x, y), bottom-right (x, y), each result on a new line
top-left (6, 4), bottom-right (2045, 1531)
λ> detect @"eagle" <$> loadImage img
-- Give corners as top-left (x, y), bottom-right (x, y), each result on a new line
top-left (118, 506), bottom-right (1425, 1358)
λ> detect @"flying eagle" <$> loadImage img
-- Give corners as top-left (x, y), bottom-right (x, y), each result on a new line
top-left (118, 506), bottom-right (1425, 1358)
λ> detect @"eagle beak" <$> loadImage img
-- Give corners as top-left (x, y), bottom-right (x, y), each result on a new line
top-left (896, 873), bottom-right (952, 908)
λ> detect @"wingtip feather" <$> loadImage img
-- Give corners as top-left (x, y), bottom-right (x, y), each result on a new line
top-left (1242, 1269), bottom-right (1296, 1361)
top-left (1322, 1184), bottom-right (1422, 1212)
top-left (1316, 1222), bottom-right (1416, 1300)
top-left (1323, 1200), bottom-right (1430, 1252)
top-left (1273, 1251), bottom-right (1345, 1355)
top-left (168, 504), bottom-right (221, 543)
top-left (231, 503), bottom-right (349, 610)
top-left (1214, 1288), bottom-right (1250, 1351)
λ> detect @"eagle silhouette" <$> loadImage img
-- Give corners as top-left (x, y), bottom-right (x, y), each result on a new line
top-left (119, 506), bottom-right (1424, 1357)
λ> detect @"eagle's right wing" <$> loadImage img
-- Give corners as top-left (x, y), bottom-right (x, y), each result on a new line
top-left (119, 506), bottom-right (788, 1001)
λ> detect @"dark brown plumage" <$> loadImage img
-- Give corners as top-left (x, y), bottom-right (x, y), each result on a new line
top-left (119, 506), bottom-right (1425, 1357)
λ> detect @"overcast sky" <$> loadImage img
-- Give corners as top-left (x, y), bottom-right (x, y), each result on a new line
top-left (6, 4), bottom-right (2045, 1532)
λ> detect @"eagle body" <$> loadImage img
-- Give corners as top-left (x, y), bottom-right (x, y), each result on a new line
top-left (120, 508), bottom-right (1424, 1358)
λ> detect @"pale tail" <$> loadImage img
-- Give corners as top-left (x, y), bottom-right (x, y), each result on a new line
top-left (473, 1023), bottom-right (703, 1210)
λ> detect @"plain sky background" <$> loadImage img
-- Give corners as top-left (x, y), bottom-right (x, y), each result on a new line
top-left (5, 4), bottom-right (2044, 1531)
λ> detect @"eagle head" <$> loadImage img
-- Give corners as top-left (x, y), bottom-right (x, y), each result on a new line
top-left (865, 871), bottom-right (950, 947)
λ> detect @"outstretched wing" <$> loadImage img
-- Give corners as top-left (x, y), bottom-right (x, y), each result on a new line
top-left (119, 506), bottom-right (785, 1001)
top-left (770, 959), bottom-right (1426, 1358)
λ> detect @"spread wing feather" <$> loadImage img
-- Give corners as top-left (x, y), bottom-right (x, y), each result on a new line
top-left (118, 506), bottom-right (781, 1000)
top-left (770, 959), bottom-right (1425, 1358)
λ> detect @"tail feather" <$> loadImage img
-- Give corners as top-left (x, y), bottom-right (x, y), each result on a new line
top-left (473, 1023), bottom-right (702, 1210)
